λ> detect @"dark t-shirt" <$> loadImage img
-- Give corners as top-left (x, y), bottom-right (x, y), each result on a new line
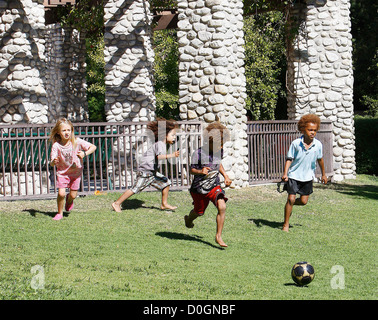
top-left (190, 147), bottom-right (223, 194)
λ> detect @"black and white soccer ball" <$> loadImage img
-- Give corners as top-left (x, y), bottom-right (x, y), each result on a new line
top-left (291, 262), bottom-right (315, 286)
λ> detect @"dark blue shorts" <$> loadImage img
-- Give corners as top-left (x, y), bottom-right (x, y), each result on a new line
top-left (287, 178), bottom-right (313, 196)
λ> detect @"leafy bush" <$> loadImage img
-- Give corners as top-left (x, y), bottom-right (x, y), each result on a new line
top-left (354, 116), bottom-right (378, 174)
top-left (243, 12), bottom-right (287, 120)
top-left (86, 38), bottom-right (105, 122)
top-left (153, 29), bottom-right (180, 119)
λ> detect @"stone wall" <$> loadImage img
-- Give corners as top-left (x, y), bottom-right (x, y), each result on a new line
top-left (104, 0), bottom-right (156, 122)
top-left (45, 23), bottom-right (88, 122)
top-left (177, 0), bottom-right (249, 188)
top-left (0, 0), bottom-right (48, 124)
top-left (286, 0), bottom-right (355, 181)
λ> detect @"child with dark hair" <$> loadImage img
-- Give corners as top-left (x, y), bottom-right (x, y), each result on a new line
top-left (281, 114), bottom-right (327, 232)
top-left (111, 118), bottom-right (179, 212)
top-left (184, 122), bottom-right (232, 247)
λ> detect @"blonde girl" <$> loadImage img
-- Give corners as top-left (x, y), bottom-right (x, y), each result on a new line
top-left (49, 118), bottom-right (96, 220)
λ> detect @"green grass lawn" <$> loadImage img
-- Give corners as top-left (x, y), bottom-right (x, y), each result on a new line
top-left (0, 175), bottom-right (377, 300)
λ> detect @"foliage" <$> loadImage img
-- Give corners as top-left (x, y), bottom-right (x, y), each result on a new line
top-left (57, 0), bottom-right (104, 40)
top-left (243, 12), bottom-right (287, 120)
top-left (354, 116), bottom-right (378, 175)
top-left (85, 38), bottom-right (106, 122)
top-left (361, 95), bottom-right (378, 118)
top-left (57, 0), bottom-right (105, 122)
top-left (153, 29), bottom-right (180, 119)
top-left (0, 176), bottom-right (377, 299)
top-left (244, 0), bottom-right (293, 15)
top-left (350, 0), bottom-right (378, 114)
top-left (150, 0), bottom-right (178, 8)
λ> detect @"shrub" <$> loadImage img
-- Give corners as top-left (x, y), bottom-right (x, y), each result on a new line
top-left (354, 116), bottom-right (378, 174)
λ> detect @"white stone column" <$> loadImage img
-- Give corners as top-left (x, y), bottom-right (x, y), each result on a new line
top-left (177, 0), bottom-right (249, 188)
top-left (104, 0), bottom-right (156, 122)
top-left (0, 0), bottom-right (47, 124)
top-left (45, 24), bottom-right (88, 122)
top-left (287, 0), bottom-right (355, 181)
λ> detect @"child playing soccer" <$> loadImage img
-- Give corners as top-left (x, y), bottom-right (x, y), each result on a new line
top-left (111, 118), bottom-right (180, 212)
top-left (49, 118), bottom-right (97, 220)
top-left (281, 114), bottom-right (327, 232)
top-left (184, 122), bottom-right (232, 248)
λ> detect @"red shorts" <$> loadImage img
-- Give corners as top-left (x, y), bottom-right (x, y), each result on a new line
top-left (190, 186), bottom-right (228, 216)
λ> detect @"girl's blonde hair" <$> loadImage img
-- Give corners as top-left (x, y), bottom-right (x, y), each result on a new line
top-left (49, 118), bottom-right (76, 148)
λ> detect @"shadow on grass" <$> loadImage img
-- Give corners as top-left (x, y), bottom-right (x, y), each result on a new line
top-left (23, 208), bottom-right (70, 218)
top-left (119, 199), bottom-right (167, 211)
top-left (249, 218), bottom-right (283, 229)
top-left (248, 218), bottom-right (303, 229)
top-left (315, 180), bottom-right (378, 201)
top-left (120, 198), bottom-right (145, 209)
top-left (156, 231), bottom-right (225, 250)
top-left (284, 283), bottom-right (309, 287)
top-left (335, 184), bottom-right (378, 201)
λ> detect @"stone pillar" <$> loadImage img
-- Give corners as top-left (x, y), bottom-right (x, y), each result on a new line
top-left (45, 24), bottom-right (88, 122)
top-left (287, 0), bottom-right (355, 181)
top-left (104, 0), bottom-right (156, 122)
top-left (177, 0), bottom-right (249, 188)
top-left (0, 0), bottom-right (47, 124)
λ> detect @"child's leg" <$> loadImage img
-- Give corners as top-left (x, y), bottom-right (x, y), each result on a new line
top-left (112, 189), bottom-right (134, 212)
top-left (283, 194), bottom-right (309, 231)
top-left (215, 198), bottom-right (227, 247)
top-left (67, 189), bottom-right (78, 202)
top-left (161, 186), bottom-right (177, 210)
top-left (297, 195), bottom-right (309, 206)
top-left (65, 189), bottom-right (78, 212)
top-left (283, 194), bottom-right (296, 231)
top-left (184, 209), bottom-right (199, 228)
top-left (53, 188), bottom-right (66, 220)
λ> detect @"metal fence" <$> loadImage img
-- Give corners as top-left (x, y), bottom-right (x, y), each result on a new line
top-left (247, 120), bottom-right (334, 184)
top-left (0, 121), bottom-right (202, 200)
top-left (0, 120), bottom-right (333, 200)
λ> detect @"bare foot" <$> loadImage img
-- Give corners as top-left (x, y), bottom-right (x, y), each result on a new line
top-left (282, 224), bottom-right (289, 232)
top-left (184, 215), bottom-right (194, 228)
top-left (161, 204), bottom-right (177, 211)
top-left (112, 202), bottom-right (122, 213)
top-left (215, 235), bottom-right (228, 248)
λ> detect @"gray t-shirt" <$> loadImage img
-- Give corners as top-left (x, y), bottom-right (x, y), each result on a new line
top-left (137, 140), bottom-right (166, 173)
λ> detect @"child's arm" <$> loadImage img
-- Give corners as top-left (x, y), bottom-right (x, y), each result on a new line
top-left (219, 164), bottom-right (231, 187)
top-left (50, 158), bottom-right (59, 167)
top-left (157, 149), bottom-right (180, 160)
top-left (78, 144), bottom-right (97, 159)
top-left (317, 158), bottom-right (328, 184)
top-left (282, 159), bottom-right (292, 181)
top-left (190, 166), bottom-right (211, 175)
top-left (50, 144), bottom-right (59, 167)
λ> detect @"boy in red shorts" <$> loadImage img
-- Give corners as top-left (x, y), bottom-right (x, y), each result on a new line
top-left (184, 122), bottom-right (232, 248)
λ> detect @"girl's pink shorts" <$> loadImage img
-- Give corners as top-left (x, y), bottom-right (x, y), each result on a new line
top-left (56, 174), bottom-right (81, 190)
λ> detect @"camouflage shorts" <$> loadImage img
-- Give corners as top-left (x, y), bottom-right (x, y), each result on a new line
top-left (131, 171), bottom-right (171, 194)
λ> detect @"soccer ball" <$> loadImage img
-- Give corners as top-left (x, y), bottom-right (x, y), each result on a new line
top-left (291, 262), bottom-right (315, 286)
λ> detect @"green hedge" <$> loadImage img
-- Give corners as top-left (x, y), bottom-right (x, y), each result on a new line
top-left (354, 117), bottom-right (378, 174)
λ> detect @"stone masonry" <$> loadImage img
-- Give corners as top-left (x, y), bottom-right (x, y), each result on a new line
top-left (45, 23), bottom-right (88, 122)
top-left (286, 0), bottom-right (355, 181)
top-left (0, 0), bottom-right (48, 124)
top-left (104, 0), bottom-right (156, 123)
top-left (177, 0), bottom-right (249, 187)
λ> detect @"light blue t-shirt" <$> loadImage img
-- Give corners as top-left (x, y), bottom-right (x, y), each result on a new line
top-left (287, 136), bottom-right (323, 182)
